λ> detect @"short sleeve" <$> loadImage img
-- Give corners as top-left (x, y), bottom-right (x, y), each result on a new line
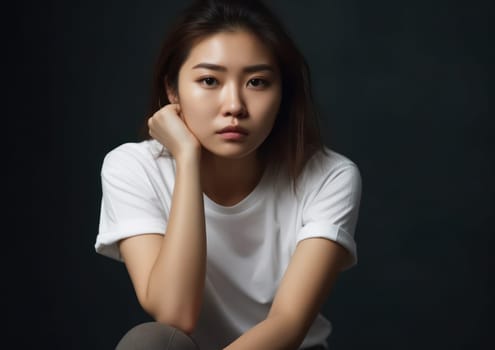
top-left (297, 163), bottom-right (362, 271)
top-left (95, 145), bottom-right (168, 262)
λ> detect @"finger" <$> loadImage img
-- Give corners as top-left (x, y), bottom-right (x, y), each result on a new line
top-left (167, 103), bottom-right (181, 114)
top-left (158, 103), bottom-right (179, 113)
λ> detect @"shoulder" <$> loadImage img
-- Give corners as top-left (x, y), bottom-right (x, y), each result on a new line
top-left (297, 147), bottom-right (362, 193)
top-left (100, 139), bottom-right (176, 190)
top-left (103, 140), bottom-right (160, 165)
top-left (101, 139), bottom-right (170, 173)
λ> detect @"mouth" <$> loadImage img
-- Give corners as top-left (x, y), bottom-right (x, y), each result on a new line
top-left (217, 126), bottom-right (249, 135)
top-left (216, 125), bottom-right (249, 141)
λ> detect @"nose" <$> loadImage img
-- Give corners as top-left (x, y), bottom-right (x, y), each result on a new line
top-left (221, 82), bottom-right (247, 118)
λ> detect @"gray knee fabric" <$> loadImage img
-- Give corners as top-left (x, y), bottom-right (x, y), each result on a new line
top-left (115, 322), bottom-right (199, 350)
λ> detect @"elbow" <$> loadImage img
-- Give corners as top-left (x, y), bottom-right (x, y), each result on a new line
top-left (141, 299), bottom-right (199, 335)
top-left (138, 288), bottom-right (201, 335)
top-left (155, 313), bottom-right (197, 335)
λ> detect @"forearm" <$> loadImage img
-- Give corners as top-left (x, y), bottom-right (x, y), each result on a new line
top-left (223, 315), bottom-right (304, 350)
top-left (147, 152), bottom-right (206, 332)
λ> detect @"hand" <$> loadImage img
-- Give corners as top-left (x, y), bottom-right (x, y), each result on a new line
top-left (148, 104), bottom-right (201, 160)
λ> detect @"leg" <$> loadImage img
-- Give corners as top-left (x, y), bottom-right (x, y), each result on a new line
top-left (115, 322), bottom-right (199, 350)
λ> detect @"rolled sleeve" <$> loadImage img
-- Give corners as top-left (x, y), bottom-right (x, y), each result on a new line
top-left (95, 146), bottom-right (167, 262)
top-left (297, 164), bottom-right (362, 270)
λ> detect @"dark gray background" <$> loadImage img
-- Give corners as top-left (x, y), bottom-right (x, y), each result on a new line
top-left (8, 0), bottom-right (494, 349)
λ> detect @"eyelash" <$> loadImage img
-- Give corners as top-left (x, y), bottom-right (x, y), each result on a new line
top-left (248, 78), bottom-right (270, 88)
top-left (198, 77), bottom-right (271, 89)
top-left (199, 77), bottom-right (218, 87)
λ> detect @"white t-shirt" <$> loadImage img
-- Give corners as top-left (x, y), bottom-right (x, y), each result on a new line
top-left (95, 139), bottom-right (362, 349)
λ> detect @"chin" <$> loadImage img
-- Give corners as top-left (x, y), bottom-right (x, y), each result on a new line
top-left (202, 144), bottom-right (258, 161)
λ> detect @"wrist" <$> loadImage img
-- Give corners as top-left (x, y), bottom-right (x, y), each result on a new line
top-left (175, 145), bottom-right (201, 167)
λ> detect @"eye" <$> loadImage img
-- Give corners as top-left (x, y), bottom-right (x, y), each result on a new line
top-left (247, 78), bottom-right (270, 88)
top-left (199, 77), bottom-right (219, 87)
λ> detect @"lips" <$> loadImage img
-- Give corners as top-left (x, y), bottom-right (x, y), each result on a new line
top-left (217, 125), bottom-right (248, 135)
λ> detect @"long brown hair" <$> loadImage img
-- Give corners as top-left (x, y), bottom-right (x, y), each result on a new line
top-left (139, 0), bottom-right (324, 183)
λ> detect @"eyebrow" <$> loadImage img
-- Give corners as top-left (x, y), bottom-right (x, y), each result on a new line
top-left (192, 63), bottom-right (275, 73)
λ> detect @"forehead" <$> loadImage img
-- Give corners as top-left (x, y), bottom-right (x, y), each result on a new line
top-left (182, 30), bottom-right (278, 69)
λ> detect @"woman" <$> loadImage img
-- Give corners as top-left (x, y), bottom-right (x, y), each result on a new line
top-left (95, 0), bottom-right (362, 349)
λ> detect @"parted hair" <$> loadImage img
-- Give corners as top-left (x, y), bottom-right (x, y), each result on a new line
top-left (139, 0), bottom-right (324, 183)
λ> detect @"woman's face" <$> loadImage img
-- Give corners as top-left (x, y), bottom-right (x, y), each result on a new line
top-left (169, 30), bottom-right (282, 160)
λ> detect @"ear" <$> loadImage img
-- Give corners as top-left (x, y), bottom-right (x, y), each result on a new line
top-left (165, 80), bottom-right (179, 104)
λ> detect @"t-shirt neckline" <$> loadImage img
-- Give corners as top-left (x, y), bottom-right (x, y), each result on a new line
top-left (203, 168), bottom-right (269, 215)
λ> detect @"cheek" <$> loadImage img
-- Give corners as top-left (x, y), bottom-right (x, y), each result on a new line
top-left (251, 91), bottom-right (281, 126)
top-left (269, 93), bottom-right (282, 120)
top-left (177, 85), bottom-right (215, 130)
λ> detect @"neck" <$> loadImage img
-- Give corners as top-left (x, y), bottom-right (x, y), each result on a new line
top-left (200, 151), bottom-right (263, 206)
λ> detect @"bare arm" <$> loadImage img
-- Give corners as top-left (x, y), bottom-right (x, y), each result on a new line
top-left (224, 238), bottom-right (351, 350)
top-left (119, 104), bottom-right (206, 334)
